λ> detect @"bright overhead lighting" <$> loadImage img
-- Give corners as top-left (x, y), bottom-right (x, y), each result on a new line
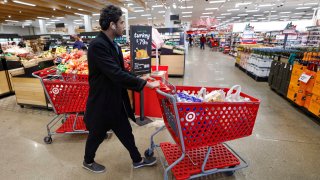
top-left (50, 19), bottom-right (60, 22)
top-left (296, 7), bottom-right (311, 10)
top-left (158, 11), bottom-right (165, 13)
top-left (251, 20), bottom-right (258, 22)
top-left (37, 17), bottom-right (49, 20)
top-left (173, 3), bottom-right (177, 9)
top-left (235, 2), bottom-right (252, 7)
top-left (74, 13), bottom-right (85, 16)
top-left (182, 15), bottom-right (192, 17)
top-left (45, 24), bottom-right (52, 26)
top-left (148, 17), bottom-right (154, 19)
top-left (292, 16), bottom-right (302, 18)
top-left (281, 16), bottom-right (289, 17)
top-left (182, 12), bottom-right (192, 14)
top-left (209, 0), bottom-right (225, 3)
top-left (216, 16), bottom-right (225, 18)
top-left (95, 20), bottom-right (99, 22)
top-left (227, 9), bottom-right (240, 11)
top-left (56, 17), bottom-right (64, 19)
top-left (259, 4), bottom-right (274, 7)
top-left (264, 10), bottom-right (276, 13)
top-left (74, 19), bottom-right (82, 21)
top-left (152, 5), bottom-right (163, 8)
top-left (5, 20), bottom-right (19, 23)
top-left (134, 10), bottom-right (144, 12)
top-left (203, 12), bottom-right (213, 15)
top-left (205, 8), bottom-right (219, 10)
top-left (246, 9), bottom-right (260, 12)
top-left (127, 3), bottom-right (133, 6)
top-left (253, 14), bottom-right (263, 17)
top-left (270, 15), bottom-right (278, 17)
top-left (12, 0), bottom-right (36, 6)
top-left (128, 17), bottom-right (136, 19)
top-left (221, 13), bottom-right (231, 15)
top-left (304, 3), bottom-right (318, 5)
top-left (201, 15), bottom-right (210, 18)
top-left (92, 13), bottom-right (100, 16)
top-left (303, 16), bottom-right (312, 19)
top-left (180, 6), bottom-right (193, 9)
top-left (257, 17), bottom-right (266, 19)
top-left (279, 12), bottom-right (291, 14)
top-left (232, 17), bottom-right (240, 19)
top-left (294, 12), bottom-right (305, 15)
top-left (141, 14), bottom-right (151, 16)
top-left (237, 14), bottom-right (248, 16)
top-left (78, 8), bottom-right (84, 11)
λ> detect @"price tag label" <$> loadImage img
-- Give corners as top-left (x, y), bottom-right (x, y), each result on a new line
top-left (299, 73), bottom-right (311, 83)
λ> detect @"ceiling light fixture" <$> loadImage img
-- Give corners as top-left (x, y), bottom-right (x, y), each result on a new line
top-left (258, 4), bottom-right (274, 7)
top-left (12, 0), bottom-right (36, 6)
top-left (205, 7), bottom-right (219, 10)
top-left (201, 15), bottom-right (210, 18)
top-left (237, 14), bottom-right (248, 16)
top-left (253, 14), bottom-right (263, 17)
top-left (182, 15), bottom-right (192, 17)
top-left (37, 16), bottom-right (49, 19)
top-left (209, 0), bottom-right (225, 3)
top-left (141, 14), bottom-right (151, 16)
top-left (235, 2), bottom-right (252, 7)
top-left (182, 12), bottom-right (192, 14)
top-left (74, 19), bottom-right (82, 21)
top-left (227, 9), bottom-right (240, 12)
top-left (158, 11), bottom-right (165, 13)
top-left (92, 13), bottom-right (100, 16)
top-left (304, 3), bottom-right (318, 5)
top-left (5, 20), bottom-right (19, 23)
top-left (128, 17), bottom-right (136, 19)
top-left (50, 20), bottom-right (60, 22)
top-left (279, 12), bottom-right (291, 14)
top-left (152, 5), bottom-right (163, 8)
top-left (296, 7), bottom-right (311, 10)
top-left (203, 12), bottom-right (214, 15)
top-left (134, 10), bottom-right (144, 12)
top-left (78, 8), bottom-right (84, 11)
top-left (180, 6), bottom-right (193, 9)
top-left (173, 3), bottom-right (177, 9)
top-left (221, 13), bottom-right (231, 15)
top-left (74, 13), bottom-right (85, 16)
top-left (246, 9), bottom-right (260, 12)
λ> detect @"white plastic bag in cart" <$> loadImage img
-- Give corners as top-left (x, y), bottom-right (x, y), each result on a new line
top-left (226, 85), bottom-right (251, 102)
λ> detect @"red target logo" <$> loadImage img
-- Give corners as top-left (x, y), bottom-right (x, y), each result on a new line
top-left (52, 88), bottom-right (60, 95)
top-left (186, 112), bottom-right (195, 122)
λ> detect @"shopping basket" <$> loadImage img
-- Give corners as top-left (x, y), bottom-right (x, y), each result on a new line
top-left (145, 81), bottom-right (260, 180)
top-left (32, 67), bottom-right (89, 144)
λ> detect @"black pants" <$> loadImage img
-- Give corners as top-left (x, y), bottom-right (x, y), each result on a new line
top-left (200, 43), bottom-right (205, 49)
top-left (84, 109), bottom-right (142, 164)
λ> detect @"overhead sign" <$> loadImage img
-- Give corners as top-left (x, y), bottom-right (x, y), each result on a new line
top-left (130, 25), bottom-right (152, 75)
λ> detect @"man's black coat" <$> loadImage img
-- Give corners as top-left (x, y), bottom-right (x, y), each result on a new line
top-left (84, 32), bottom-right (146, 130)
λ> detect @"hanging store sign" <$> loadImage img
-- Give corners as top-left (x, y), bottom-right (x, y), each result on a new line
top-left (130, 25), bottom-right (152, 75)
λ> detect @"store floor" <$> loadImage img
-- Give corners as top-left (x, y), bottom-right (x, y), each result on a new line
top-left (1, 47), bottom-right (320, 180)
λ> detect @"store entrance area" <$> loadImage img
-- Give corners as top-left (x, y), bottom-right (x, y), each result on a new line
top-left (0, 47), bottom-right (320, 180)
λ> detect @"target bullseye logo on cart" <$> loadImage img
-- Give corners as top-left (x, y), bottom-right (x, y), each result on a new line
top-left (52, 88), bottom-right (60, 95)
top-left (186, 112), bottom-right (196, 122)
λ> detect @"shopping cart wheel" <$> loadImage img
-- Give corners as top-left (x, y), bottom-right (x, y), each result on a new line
top-left (224, 166), bottom-right (236, 176)
top-left (44, 136), bottom-right (52, 144)
top-left (144, 149), bottom-right (154, 158)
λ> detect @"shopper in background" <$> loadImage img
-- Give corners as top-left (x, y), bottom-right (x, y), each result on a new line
top-left (18, 40), bottom-right (26, 48)
top-left (11, 42), bottom-right (16, 46)
top-left (200, 34), bottom-right (206, 50)
top-left (73, 35), bottom-right (86, 50)
top-left (188, 35), bottom-right (193, 47)
top-left (83, 5), bottom-right (159, 173)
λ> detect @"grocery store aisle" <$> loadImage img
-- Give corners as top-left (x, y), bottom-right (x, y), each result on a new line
top-left (0, 47), bottom-right (320, 180)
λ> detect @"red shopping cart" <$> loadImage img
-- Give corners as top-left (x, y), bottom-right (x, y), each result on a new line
top-left (32, 67), bottom-right (89, 144)
top-left (145, 82), bottom-right (260, 180)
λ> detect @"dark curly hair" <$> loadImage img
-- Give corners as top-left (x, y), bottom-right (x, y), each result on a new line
top-left (99, 5), bottom-right (123, 31)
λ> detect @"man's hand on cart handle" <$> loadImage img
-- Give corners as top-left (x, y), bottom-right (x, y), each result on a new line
top-left (146, 80), bottom-right (160, 89)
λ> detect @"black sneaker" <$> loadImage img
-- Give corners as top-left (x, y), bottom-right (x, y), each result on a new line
top-left (82, 161), bottom-right (106, 173)
top-left (133, 157), bottom-right (157, 169)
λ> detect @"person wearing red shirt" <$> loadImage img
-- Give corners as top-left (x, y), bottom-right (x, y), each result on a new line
top-left (200, 34), bottom-right (206, 50)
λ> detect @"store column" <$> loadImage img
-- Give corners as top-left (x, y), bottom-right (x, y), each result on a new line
top-left (84, 15), bottom-right (92, 32)
top-left (121, 7), bottom-right (129, 41)
top-left (0, 23), bottom-right (3, 33)
top-left (165, 7), bottom-right (173, 27)
top-left (66, 18), bottom-right (75, 35)
top-left (38, 19), bottom-right (47, 34)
